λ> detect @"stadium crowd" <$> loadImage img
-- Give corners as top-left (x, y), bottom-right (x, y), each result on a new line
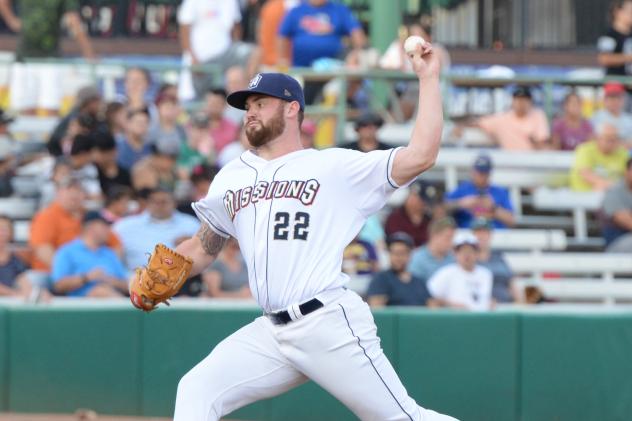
top-left (0, 0), bottom-right (631, 311)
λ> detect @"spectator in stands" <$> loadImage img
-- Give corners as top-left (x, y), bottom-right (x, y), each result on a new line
top-left (178, 112), bottom-right (214, 178)
top-left (147, 91), bottom-right (187, 155)
top-left (177, 0), bottom-right (254, 100)
top-left (117, 107), bottom-right (153, 171)
top-left (570, 122), bottom-right (629, 191)
top-left (342, 112), bottom-right (390, 152)
top-left (278, 0), bottom-right (367, 104)
top-left (204, 88), bottom-right (240, 155)
top-left (39, 157), bottom-right (72, 208)
top-left (29, 177), bottom-right (121, 276)
top-left (100, 186), bottom-right (133, 224)
top-left (472, 86), bottom-right (550, 150)
top-left (366, 232), bottom-right (434, 308)
top-left (224, 66), bottom-right (248, 125)
top-left (177, 164), bottom-right (218, 217)
top-left (470, 217), bottom-right (516, 303)
top-left (0, 215), bottom-right (33, 299)
top-left (201, 238), bottom-right (250, 298)
top-left (384, 181), bottom-right (437, 248)
top-left (602, 157), bottom-right (632, 252)
top-left (132, 143), bottom-right (179, 192)
top-left (51, 211), bottom-right (128, 297)
top-left (113, 188), bottom-right (199, 271)
top-left (0, 0), bottom-right (95, 115)
top-left (258, 0), bottom-right (298, 69)
top-left (408, 217), bottom-right (456, 282)
top-left (591, 82), bottom-right (632, 146)
top-left (93, 132), bottom-right (132, 197)
top-left (342, 235), bottom-right (379, 296)
top-left (105, 101), bottom-right (127, 142)
top-left (597, 0), bottom-right (632, 85)
top-left (427, 231), bottom-right (494, 311)
top-left (123, 67), bottom-right (155, 120)
top-left (68, 134), bottom-right (102, 201)
top-left (48, 86), bottom-right (104, 156)
top-left (551, 92), bottom-right (593, 151)
top-left (445, 154), bottom-right (515, 229)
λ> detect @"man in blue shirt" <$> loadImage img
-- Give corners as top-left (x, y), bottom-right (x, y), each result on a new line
top-left (445, 154), bottom-right (515, 229)
top-left (367, 232), bottom-right (434, 307)
top-left (113, 188), bottom-right (199, 270)
top-left (278, 0), bottom-right (366, 103)
top-left (52, 211), bottom-right (129, 297)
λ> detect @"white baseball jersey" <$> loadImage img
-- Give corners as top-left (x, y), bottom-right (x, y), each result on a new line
top-left (193, 147), bottom-right (405, 312)
top-left (427, 264), bottom-right (493, 311)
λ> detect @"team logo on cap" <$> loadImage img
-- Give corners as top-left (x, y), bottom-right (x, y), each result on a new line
top-left (248, 74), bottom-right (262, 89)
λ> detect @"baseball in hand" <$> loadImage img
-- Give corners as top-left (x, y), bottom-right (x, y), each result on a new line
top-left (404, 35), bottom-right (427, 54)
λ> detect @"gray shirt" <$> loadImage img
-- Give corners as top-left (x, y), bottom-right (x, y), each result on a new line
top-left (207, 256), bottom-right (248, 292)
top-left (603, 180), bottom-right (632, 217)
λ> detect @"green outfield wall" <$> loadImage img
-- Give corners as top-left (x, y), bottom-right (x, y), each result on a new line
top-left (0, 305), bottom-right (631, 421)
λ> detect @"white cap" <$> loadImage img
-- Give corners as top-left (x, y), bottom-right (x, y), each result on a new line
top-left (453, 231), bottom-right (479, 248)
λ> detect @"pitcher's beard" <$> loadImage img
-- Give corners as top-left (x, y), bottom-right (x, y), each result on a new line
top-left (246, 105), bottom-right (286, 148)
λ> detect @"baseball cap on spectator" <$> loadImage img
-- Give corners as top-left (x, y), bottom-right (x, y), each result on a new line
top-left (354, 112), bottom-right (384, 130)
top-left (453, 231), bottom-right (479, 249)
top-left (70, 134), bottom-right (94, 156)
top-left (227, 73), bottom-right (305, 111)
top-left (470, 217), bottom-right (493, 231)
top-left (76, 86), bottom-right (101, 108)
top-left (82, 210), bottom-right (108, 225)
top-left (473, 154), bottom-right (493, 173)
top-left (512, 86), bottom-right (532, 99)
top-left (386, 231), bottom-right (415, 249)
top-left (409, 180), bottom-right (439, 205)
top-left (604, 82), bottom-right (625, 96)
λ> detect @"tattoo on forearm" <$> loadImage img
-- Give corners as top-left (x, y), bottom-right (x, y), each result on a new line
top-left (196, 224), bottom-right (227, 256)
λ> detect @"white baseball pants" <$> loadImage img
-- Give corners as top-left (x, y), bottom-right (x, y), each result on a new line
top-left (174, 288), bottom-right (459, 421)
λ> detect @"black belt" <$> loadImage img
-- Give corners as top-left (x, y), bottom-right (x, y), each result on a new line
top-left (267, 298), bottom-right (324, 325)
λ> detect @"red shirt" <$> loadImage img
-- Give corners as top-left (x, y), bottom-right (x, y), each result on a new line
top-left (384, 207), bottom-right (431, 248)
top-left (210, 118), bottom-right (239, 154)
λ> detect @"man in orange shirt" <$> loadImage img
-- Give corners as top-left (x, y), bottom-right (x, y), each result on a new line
top-left (29, 177), bottom-right (121, 275)
top-left (475, 86), bottom-right (551, 150)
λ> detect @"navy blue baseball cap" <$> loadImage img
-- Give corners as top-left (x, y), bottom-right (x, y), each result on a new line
top-left (227, 73), bottom-right (305, 111)
top-left (473, 154), bottom-right (493, 173)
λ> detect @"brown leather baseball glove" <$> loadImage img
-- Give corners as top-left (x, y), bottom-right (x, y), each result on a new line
top-left (129, 244), bottom-right (193, 311)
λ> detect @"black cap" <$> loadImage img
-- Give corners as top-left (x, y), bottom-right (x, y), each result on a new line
top-left (386, 232), bottom-right (415, 249)
top-left (82, 210), bottom-right (108, 225)
top-left (227, 73), bottom-right (305, 111)
top-left (409, 180), bottom-right (439, 204)
top-left (354, 112), bottom-right (384, 130)
top-left (512, 86), bottom-right (532, 99)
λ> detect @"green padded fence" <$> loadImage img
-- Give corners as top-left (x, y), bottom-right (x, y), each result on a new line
top-left (0, 305), bottom-right (631, 421)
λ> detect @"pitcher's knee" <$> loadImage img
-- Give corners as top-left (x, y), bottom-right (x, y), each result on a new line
top-left (175, 369), bottom-right (225, 420)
